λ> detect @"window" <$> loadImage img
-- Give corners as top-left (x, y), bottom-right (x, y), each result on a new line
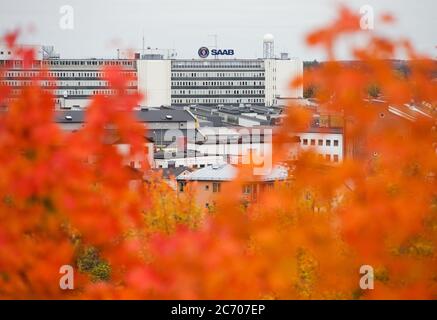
top-left (310, 139), bottom-right (315, 146)
top-left (205, 184), bottom-right (209, 191)
top-left (325, 154), bottom-right (331, 161)
top-left (333, 155), bottom-right (339, 162)
top-left (334, 140), bottom-right (339, 147)
top-left (213, 182), bottom-right (221, 193)
top-left (318, 139), bottom-right (323, 146)
top-left (242, 184), bottom-right (252, 194)
top-left (302, 139), bottom-right (308, 145)
top-left (326, 140), bottom-right (331, 146)
top-left (178, 181), bottom-right (186, 192)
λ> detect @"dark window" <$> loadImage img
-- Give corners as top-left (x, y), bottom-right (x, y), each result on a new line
top-left (326, 140), bottom-right (331, 146)
top-left (242, 184), bottom-right (251, 194)
top-left (213, 182), bottom-right (221, 193)
top-left (179, 181), bottom-right (186, 192)
top-left (302, 139), bottom-right (308, 145)
top-left (310, 139), bottom-right (315, 146)
top-left (334, 140), bottom-right (339, 147)
top-left (318, 139), bottom-right (323, 146)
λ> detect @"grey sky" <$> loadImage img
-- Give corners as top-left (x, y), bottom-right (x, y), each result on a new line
top-left (0, 0), bottom-right (435, 60)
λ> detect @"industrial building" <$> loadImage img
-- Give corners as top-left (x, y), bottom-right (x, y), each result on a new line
top-left (1, 34), bottom-right (303, 109)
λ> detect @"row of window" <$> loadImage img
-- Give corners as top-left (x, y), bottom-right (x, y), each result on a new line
top-left (321, 154), bottom-right (340, 162)
top-left (302, 138), bottom-right (340, 147)
top-left (172, 97), bottom-right (265, 104)
top-left (0, 60), bottom-right (38, 68)
top-left (172, 60), bottom-right (263, 69)
top-left (42, 60), bottom-right (135, 67)
top-left (172, 89), bottom-right (264, 95)
top-left (1, 80), bottom-right (136, 87)
top-left (179, 182), bottom-right (275, 194)
top-left (172, 72), bottom-right (265, 78)
top-left (50, 89), bottom-right (136, 96)
top-left (172, 80), bottom-right (264, 87)
top-left (2, 71), bottom-right (136, 79)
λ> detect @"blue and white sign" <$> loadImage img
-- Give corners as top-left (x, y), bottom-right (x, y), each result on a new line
top-left (198, 47), bottom-right (210, 58)
top-left (198, 47), bottom-right (235, 58)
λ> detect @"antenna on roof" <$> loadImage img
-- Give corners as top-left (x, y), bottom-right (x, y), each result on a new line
top-left (142, 29), bottom-right (145, 55)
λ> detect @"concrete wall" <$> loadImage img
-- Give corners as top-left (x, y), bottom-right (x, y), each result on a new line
top-left (264, 58), bottom-right (303, 106)
top-left (297, 132), bottom-right (344, 163)
top-left (264, 59), bottom-right (276, 106)
top-left (154, 155), bottom-right (225, 169)
top-left (137, 59), bottom-right (172, 107)
top-left (275, 58), bottom-right (303, 99)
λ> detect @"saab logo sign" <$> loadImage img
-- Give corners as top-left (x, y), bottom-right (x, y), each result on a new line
top-left (198, 47), bottom-right (235, 58)
top-left (198, 47), bottom-right (209, 58)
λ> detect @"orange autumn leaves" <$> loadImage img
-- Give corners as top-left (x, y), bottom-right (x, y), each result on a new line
top-left (1, 6), bottom-right (437, 299)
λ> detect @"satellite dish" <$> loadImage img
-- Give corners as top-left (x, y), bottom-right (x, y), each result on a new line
top-left (263, 34), bottom-right (275, 43)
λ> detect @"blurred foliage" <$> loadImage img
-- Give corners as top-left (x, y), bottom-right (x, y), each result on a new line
top-left (0, 6), bottom-right (436, 299)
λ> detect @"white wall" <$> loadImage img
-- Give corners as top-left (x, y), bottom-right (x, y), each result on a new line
top-left (238, 117), bottom-right (262, 127)
top-left (116, 142), bottom-right (154, 169)
top-left (297, 132), bottom-right (344, 163)
top-left (137, 60), bottom-right (171, 107)
top-left (60, 98), bottom-right (91, 109)
top-left (264, 59), bottom-right (276, 106)
top-left (154, 155), bottom-right (225, 169)
top-left (264, 58), bottom-right (303, 106)
top-left (276, 59), bottom-right (303, 99)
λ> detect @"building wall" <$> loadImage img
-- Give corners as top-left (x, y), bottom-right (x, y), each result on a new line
top-left (275, 58), bottom-right (303, 99)
top-left (188, 142), bottom-right (268, 158)
top-left (264, 58), bottom-right (303, 106)
top-left (1, 50), bottom-right (303, 109)
top-left (171, 59), bottom-right (265, 106)
top-left (238, 116), bottom-right (263, 127)
top-left (116, 142), bottom-right (154, 169)
top-left (297, 132), bottom-right (344, 163)
top-left (137, 59), bottom-right (172, 107)
top-left (185, 181), bottom-right (218, 209)
top-left (179, 179), bottom-right (272, 209)
top-left (263, 59), bottom-right (276, 106)
top-left (0, 58), bottom-right (137, 109)
top-left (154, 155), bottom-right (225, 169)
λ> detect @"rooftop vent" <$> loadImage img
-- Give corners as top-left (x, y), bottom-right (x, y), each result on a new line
top-left (65, 115), bottom-right (73, 121)
top-left (165, 115), bottom-right (173, 120)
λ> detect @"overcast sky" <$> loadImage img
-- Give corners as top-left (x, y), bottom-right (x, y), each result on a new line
top-left (0, 0), bottom-right (435, 60)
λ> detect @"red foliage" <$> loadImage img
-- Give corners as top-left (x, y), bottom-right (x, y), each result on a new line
top-left (0, 7), bottom-right (436, 299)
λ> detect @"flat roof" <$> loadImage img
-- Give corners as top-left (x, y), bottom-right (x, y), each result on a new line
top-left (54, 109), bottom-right (195, 123)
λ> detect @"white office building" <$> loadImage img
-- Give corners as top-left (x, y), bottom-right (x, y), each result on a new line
top-left (1, 34), bottom-right (303, 109)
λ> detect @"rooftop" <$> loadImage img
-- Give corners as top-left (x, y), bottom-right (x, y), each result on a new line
top-left (54, 109), bottom-right (196, 123)
top-left (177, 163), bottom-right (289, 182)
